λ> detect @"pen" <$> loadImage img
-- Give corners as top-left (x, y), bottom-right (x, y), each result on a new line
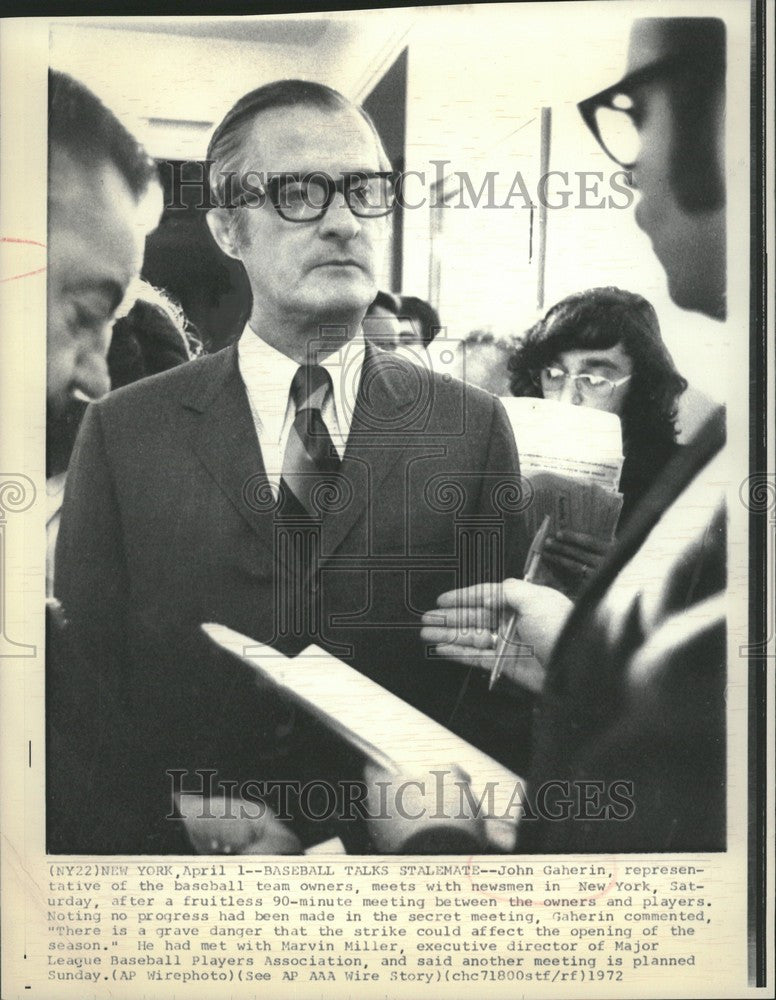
top-left (489, 514), bottom-right (551, 691)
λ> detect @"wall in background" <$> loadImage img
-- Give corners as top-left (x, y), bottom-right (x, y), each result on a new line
top-left (50, 16), bottom-right (413, 158)
top-left (396, 4), bottom-right (727, 435)
top-left (50, 5), bottom-right (735, 432)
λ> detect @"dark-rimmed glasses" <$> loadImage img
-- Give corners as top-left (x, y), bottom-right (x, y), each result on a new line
top-left (232, 171), bottom-right (398, 222)
top-left (577, 55), bottom-right (690, 168)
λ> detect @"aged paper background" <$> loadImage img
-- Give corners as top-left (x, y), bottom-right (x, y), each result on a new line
top-left (0, 3), bottom-right (772, 998)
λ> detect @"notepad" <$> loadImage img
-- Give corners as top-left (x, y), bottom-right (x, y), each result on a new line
top-left (500, 396), bottom-right (624, 491)
top-left (202, 623), bottom-right (524, 851)
top-left (500, 397), bottom-right (625, 596)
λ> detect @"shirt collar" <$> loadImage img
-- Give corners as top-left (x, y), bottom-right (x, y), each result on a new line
top-left (237, 323), bottom-right (366, 441)
top-left (46, 472), bottom-right (68, 525)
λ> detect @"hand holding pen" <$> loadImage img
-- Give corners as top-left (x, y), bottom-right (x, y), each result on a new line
top-left (421, 519), bottom-right (573, 697)
top-left (489, 515), bottom-right (552, 690)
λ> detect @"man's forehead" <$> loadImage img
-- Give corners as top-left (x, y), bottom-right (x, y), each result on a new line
top-left (241, 103), bottom-right (381, 170)
top-left (558, 345), bottom-right (632, 367)
top-left (51, 152), bottom-right (133, 225)
top-left (626, 18), bottom-right (690, 76)
top-left (49, 152), bottom-right (153, 285)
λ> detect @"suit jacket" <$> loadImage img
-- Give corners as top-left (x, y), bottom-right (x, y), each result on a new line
top-left (521, 413), bottom-right (726, 853)
top-left (52, 344), bottom-right (528, 852)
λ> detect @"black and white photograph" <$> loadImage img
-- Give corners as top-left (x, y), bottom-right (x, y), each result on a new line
top-left (0, 2), bottom-right (771, 998)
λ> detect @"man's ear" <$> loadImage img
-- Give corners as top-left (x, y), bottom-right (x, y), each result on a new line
top-left (206, 208), bottom-right (243, 261)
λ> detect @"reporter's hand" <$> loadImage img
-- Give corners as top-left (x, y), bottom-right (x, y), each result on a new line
top-left (420, 578), bottom-right (573, 694)
top-left (542, 529), bottom-right (613, 582)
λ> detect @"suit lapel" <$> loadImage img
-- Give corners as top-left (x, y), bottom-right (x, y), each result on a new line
top-left (181, 344), bottom-right (424, 575)
top-left (182, 346), bottom-right (284, 568)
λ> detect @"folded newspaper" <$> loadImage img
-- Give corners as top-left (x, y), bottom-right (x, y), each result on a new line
top-left (202, 623), bottom-right (522, 853)
top-left (500, 397), bottom-right (625, 592)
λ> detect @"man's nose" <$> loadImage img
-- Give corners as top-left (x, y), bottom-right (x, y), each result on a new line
top-left (318, 190), bottom-right (361, 239)
top-left (73, 337), bottom-right (111, 402)
top-left (558, 377), bottom-right (583, 406)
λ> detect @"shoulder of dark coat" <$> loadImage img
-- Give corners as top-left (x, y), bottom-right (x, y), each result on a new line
top-left (90, 347), bottom-right (235, 418)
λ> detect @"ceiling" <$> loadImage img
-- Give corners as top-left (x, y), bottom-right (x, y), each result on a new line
top-left (74, 16), bottom-right (349, 48)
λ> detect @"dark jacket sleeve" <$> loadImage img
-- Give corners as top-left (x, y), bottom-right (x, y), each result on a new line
top-left (55, 401), bottom-right (129, 660)
top-left (484, 395), bottom-right (529, 578)
top-left (521, 501), bottom-right (726, 853)
top-left (51, 404), bottom-right (186, 852)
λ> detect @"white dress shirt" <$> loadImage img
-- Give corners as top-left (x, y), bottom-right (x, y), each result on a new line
top-left (237, 323), bottom-right (366, 490)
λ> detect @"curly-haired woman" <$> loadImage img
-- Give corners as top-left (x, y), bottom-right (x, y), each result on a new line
top-left (508, 286), bottom-right (688, 584)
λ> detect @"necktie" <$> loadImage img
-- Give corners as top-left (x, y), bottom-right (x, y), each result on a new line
top-left (279, 364), bottom-right (342, 519)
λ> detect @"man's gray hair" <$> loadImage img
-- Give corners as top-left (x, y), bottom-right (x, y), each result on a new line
top-left (206, 78), bottom-right (391, 220)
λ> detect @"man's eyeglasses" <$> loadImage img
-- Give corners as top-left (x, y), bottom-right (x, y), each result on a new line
top-left (232, 171), bottom-right (398, 223)
top-left (577, 55), bottom-right (687, 168)
top-left (532, 366), bottom-right (632, 400)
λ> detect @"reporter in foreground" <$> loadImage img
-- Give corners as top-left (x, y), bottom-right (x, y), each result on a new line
top-left (422, 17), bottom-right (727, 855)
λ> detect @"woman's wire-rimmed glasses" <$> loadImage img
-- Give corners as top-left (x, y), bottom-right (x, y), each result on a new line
top-left (533, 365), bottom-right (632, 401)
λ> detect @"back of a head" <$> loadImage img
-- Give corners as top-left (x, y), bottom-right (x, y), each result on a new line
top-left (108, 290), bottom-right (194, 390)
top-left (367, 290), bottom-right (401, 317)
top-left (399, 295), bottom-right (442, 346)
top-left (48, 69), bottom-right (157, 200)
top-left (460, 330), bottom-right (514, 396)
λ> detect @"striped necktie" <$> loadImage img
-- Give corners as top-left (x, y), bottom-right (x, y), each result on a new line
top-left (279, 364), bottom-right (342, 518)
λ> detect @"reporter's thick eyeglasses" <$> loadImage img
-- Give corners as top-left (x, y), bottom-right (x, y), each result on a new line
top-left (532, 366), bottom-right (632, 401)
top-left (577, 56), bottom-right (688, 168)
top-left (233, 171), bottom-right (398, 222)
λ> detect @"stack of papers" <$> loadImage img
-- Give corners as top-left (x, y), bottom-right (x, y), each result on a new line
top-left (203, 623), bottom-right (523, 852)
top-left (500, 396), bottom-right (624, 490)
top-left (500, 398), bottom-right (625, 592)
top-left (521, 471), bottom-right (624, 542)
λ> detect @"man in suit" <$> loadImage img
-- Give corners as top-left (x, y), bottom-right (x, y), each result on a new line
top-left (55, 80), bottom-right (527, 853)
top-left (422, 17), bottom-right (728, 852)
